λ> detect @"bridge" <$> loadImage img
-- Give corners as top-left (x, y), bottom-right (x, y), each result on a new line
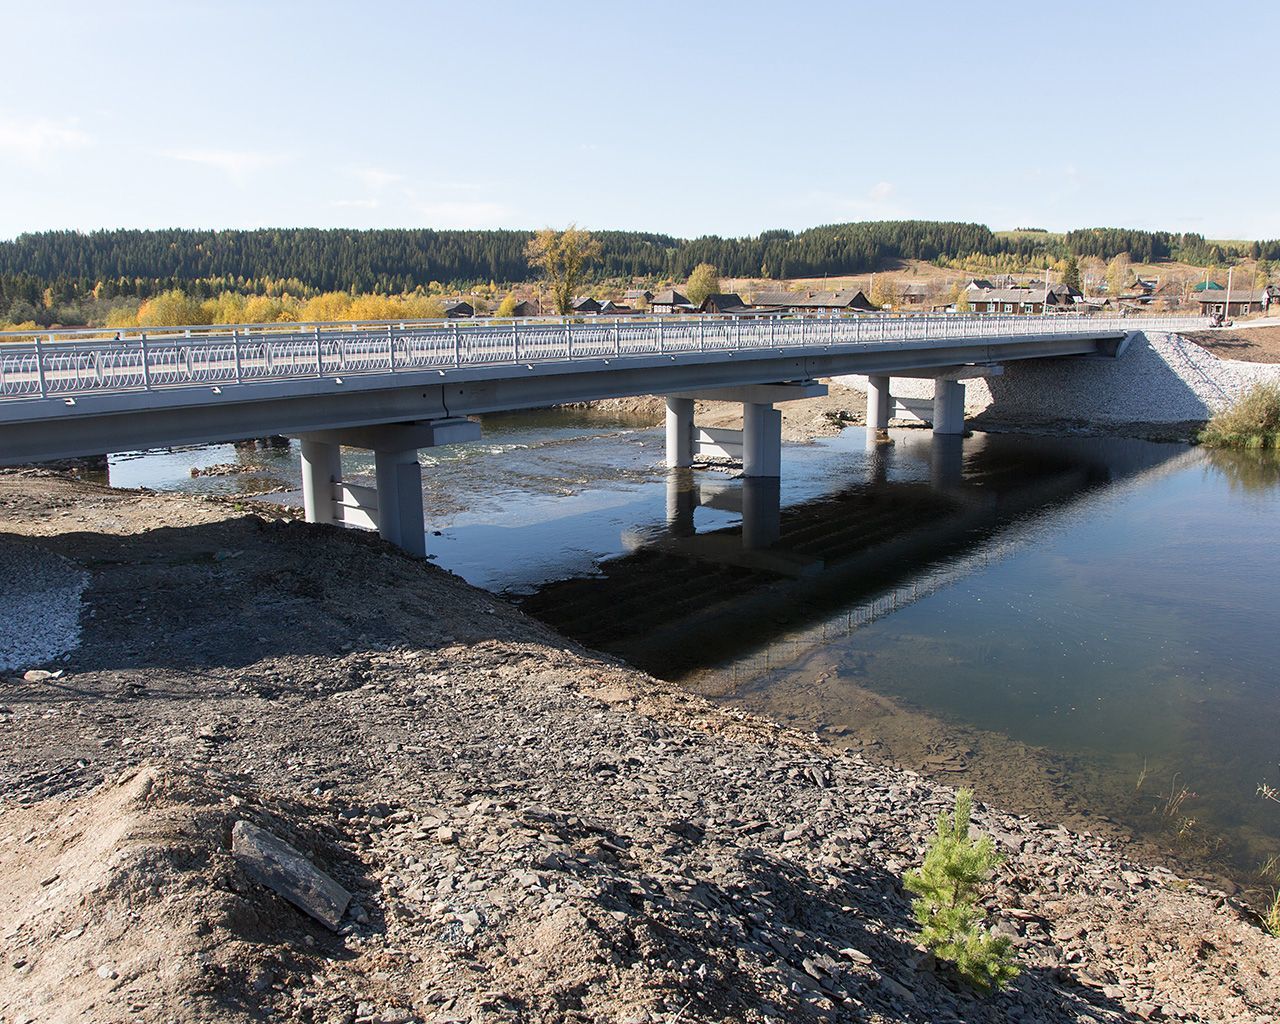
top-left (0, 313), bottom-right (1204, 556)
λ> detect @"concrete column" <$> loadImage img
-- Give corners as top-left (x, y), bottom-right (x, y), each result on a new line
top-left (742, 402), bottom-right (782, 478)
top-left (932, 379), bottom-right (966, 436)
top-left (300, 439), bottom-right (342, 525)
top-left (665, 397), bottom-right (694, 468)
top-left (374, 449), bottom-right (426, 558)
top-left (741, 477), bottom-right (781, 549)
top-left (866, 375), bottom-right (891, 431)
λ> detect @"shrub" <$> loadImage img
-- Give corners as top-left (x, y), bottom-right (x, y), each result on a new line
top-left (1200, 383), bottom-right (1280, 449)
top-left (903, 790), bottom-right (1019, 993)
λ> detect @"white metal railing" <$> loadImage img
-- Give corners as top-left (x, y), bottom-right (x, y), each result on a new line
top-left (0, 313), bottom-right (1209, 401)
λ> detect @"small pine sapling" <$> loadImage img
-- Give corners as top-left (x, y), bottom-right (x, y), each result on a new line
top-left (903, 789), bottom-right (1019, 993)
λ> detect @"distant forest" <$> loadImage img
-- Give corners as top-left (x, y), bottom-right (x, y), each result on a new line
top-left (3, 222), bottom-right (1278, 312)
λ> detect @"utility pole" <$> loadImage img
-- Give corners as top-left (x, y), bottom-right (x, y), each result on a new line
top-left (1224, 265), bottom-right (1233, 321)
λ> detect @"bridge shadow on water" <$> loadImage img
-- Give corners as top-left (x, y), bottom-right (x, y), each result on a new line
top-left (517, 432), bottom-right (1188, 681)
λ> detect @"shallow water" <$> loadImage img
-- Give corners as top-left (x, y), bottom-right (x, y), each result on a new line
top-left (102, 412), bottom-right (1280, 889)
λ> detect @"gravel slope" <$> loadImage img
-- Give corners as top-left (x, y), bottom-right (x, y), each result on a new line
top-left (1, 474), bottom-right (1277, 1024)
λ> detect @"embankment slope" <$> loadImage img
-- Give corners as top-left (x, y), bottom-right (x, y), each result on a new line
top-left (0, 473), bottom-right (1276, 1023)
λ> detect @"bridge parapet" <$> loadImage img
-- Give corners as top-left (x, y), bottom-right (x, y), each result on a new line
top-left (0, 314), bottom-right (1207, 403)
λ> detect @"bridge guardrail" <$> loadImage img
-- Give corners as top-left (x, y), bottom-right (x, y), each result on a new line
top-left (0, 314), bottom-right (1209, 401)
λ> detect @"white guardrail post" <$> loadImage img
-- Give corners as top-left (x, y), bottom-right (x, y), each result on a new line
top-left (139, 333), bottom-right (151, 390)
top-left (35, 335), bottom-right (48, 398)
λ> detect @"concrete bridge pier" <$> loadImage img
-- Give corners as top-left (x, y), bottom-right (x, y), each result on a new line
top-left (373, 449), bottom-right (428, 558)
top-left (664, 382), bottom-right (827, 478)
top-left (665, 397), bottom-right (695, 468)
top-left (293, 417), bottom-right (481, 558)
top-left (300, 439), bottom-right (343, 526)
top-left (932, 379), bottom-right (966, 436)
top-left (742, 403), bottom-right (783, 477)
top-left (866, 375), bottom-right (892, 449)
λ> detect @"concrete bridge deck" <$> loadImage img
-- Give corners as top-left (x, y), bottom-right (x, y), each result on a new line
top-left (0, 312), bottom-right (1206, 555)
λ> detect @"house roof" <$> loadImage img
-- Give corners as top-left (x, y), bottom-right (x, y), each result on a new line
top-left (900, 282), bottom-right (930, 296)
top-left (571, 296), bottom-right (602, 311)
top-left (751, 290), bottom-right (802, 306)
top-left (623, 288), bottom-right (653, 300)
top-left (699, 292), bottom-right (746, 311)
top-left (1195, 290), bottom-right (1267, 304)
top-left (751, 288), bottom-right (874, 309)
top-left (651, 288), bottom-right (691, 306)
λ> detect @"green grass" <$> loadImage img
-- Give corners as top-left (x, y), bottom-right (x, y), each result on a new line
top-left (1199, 384), bottom-right (1280, 449)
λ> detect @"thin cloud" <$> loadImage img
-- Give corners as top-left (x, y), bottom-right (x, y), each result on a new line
top-left (351, 166), bottom-right (404, 190)
top-left (0, 113), bottom-right (91, 164)
top-left (161, 148), bottom-right (285, 184)
top-left (332, 198), bottom-right (380, 209)
top-left (406, 197), bottom-right (508, 228)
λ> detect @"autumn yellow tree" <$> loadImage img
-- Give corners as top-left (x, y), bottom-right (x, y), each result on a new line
top-left (136, 289), bottom-right (209, 327)
top-left (870, 276), bottom-right (897, 310)
top-left (495, 294), bottom-right (519, 318)
top-left (685, 263), bottom-right (720, 307)
top-left (525, 225), bottom-right (602, 315)
top-left (301, 291), bottom-right (354, 323)
top-left (1105, 254), bottom-right (1134, 296)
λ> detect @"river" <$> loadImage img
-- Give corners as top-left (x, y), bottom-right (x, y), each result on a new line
top-left (96, 410), bottom-right (1280, 898)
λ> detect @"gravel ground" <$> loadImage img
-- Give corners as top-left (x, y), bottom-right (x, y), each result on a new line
top-left (1, 473), bottom-right (1277, 1024)
top-left (0, 534), bottom-right (87, 672)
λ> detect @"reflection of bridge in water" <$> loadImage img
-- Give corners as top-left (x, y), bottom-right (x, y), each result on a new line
top-left (518, 433), bottom-right (1188, 679)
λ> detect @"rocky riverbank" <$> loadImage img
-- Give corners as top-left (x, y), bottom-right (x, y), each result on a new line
top-left (1, 472), bottom-right (1278, 1024)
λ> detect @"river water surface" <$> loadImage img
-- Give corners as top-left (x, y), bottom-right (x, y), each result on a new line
top-left (101, 410), bottom-right (1280, 896)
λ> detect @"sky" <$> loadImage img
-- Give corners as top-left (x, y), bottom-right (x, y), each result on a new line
top-left (1, 0), bottom-right (1276, 242)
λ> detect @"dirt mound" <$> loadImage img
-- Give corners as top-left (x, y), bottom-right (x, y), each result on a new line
top-left (0, 767), bottom-right (359, 1024)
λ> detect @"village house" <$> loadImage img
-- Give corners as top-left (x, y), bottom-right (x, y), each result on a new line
top-left (511, 298), bottom-right (541, 317)
top-left (1195, 288), bottom-right (1273, 318)
top-left (650, 288), bottom-right (695, 315)
top-left (571, 296), bottom-right (602, 314)
top-left (967, 284), bottom-right (1081, 315)
top-left (623, 288), bottom-right (654, 306)
top-left (698, 292), bottom-right (756, 315)
top-left (750, 289), bottom-right (877, 313)
top-left (442, 300), bottom-right (474, 318)
top-left (898, 282), bottom-right (930, 306)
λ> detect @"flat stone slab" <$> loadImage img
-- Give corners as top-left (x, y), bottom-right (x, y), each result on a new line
top-left (231, 820), bottom-right (350, 930)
